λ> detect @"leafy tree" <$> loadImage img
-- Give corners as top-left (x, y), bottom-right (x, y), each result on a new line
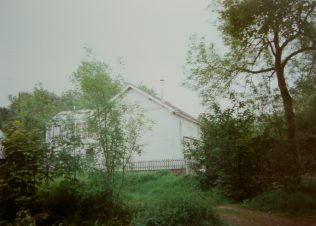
top-left (72, 61), bottom-right (122, 109)
top-left (46, 114), bottom-right (84, 182)
top-left (8, 85), bottom-right (64, 136)
top-left (71, 60), bottom-right (149, 199)
top-left (294, 74), bottom-right (316, 134)
top-left (7, 85), bottom-right (76, 185)
top-left (0, 120), bottom-right (43, 222)
top-left (186, 0), bottom-right (316, 170)
top-left (184, 105), bottom-right (258, 201)
top-left (58, 90), bottom-right (84, 111)
top-left (184, 103), bottom-right (293, 201)
top-left (293, 74), bottom-right (316, 171)
top-left (0, 107), bottom-right (12, 130)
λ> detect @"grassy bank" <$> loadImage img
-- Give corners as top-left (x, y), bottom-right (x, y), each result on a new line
top-left (28, 170), bottom-right (226, 225)
top-left (122, 170), bottom-right (227, 204)
top-left (122, 170), bottom-right (227, 225)
top-left (242, 175), bottom-right (316, 215)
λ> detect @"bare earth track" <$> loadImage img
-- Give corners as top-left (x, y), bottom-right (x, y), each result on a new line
top-left (215, 205), bottom-right (316, 226)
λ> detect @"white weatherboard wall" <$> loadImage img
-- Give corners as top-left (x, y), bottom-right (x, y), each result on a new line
top-left (119, 88), bottom-right (199, 161)
top-left (46, 84), bottom-right (200, 166)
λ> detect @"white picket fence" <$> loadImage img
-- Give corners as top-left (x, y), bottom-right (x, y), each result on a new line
top-left (127, 159), bottom-right (189, 173)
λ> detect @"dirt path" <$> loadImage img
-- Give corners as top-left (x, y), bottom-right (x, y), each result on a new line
top-left (215, 205), bottom-right (316, 226)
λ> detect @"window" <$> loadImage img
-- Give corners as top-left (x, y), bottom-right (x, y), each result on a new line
top-left (85, 148), bottom-right (94, 157)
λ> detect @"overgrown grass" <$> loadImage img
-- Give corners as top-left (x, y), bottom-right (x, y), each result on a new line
top-left (35, 172), bottom-right (131, 225)
top-left (242, 175), bottom-right (316, 215)
top-left (123, 170), bottom-right (195, 201)
top-left (122, 170), bottom-right (227, 205)
top-left (132, 190), bottom-right (222, 226)
top-left (121, 170), bottom-right (227, 226)
top-left (34, 170), bottom-right (227, 225)
top-left (243, 190), bottom-right (316, 214)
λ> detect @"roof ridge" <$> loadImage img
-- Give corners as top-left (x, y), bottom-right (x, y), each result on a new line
top-left (122, 84), bottom-right (198, 124)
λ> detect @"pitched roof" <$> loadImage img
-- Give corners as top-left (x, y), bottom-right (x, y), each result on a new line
top-left (52, 84), bottom-right (199, 125)
top-left (111, 83), bottom-right (198, 124)
top-left (52, 109), bottom-right (94, 123)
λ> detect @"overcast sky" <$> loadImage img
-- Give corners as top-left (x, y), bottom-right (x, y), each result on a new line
top-left (0, 0), bottom-right (222, 117)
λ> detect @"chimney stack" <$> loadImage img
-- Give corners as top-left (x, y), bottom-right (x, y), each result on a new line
top-left (160, 79), bottom-right (165, 102)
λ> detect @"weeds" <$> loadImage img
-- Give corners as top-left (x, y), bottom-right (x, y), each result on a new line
top-left (132, 190), bottom-right (221, 226)
top-left (243, 190), bottom-right (316, 214)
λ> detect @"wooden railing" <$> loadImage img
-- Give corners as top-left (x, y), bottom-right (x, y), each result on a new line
top-left (127, 159), bottom-right (187, 171)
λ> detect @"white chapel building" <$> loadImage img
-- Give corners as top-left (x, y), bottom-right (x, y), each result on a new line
top-left (47, 84), bottom-right (200, 168)
top-left (114, 84), bottom-right (200, 161)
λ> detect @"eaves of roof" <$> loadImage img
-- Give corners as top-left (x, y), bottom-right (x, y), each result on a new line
top-left (111, 83), bottom-right (199, 124)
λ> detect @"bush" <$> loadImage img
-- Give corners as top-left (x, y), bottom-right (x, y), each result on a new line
top-left (184, 109), bottom-right (263, 201)
top-left (132, 189), bottom-right (222, 226)
top-left (243, 189), bottom-right (316, 214)
top-left (183, 107), bottom-right (298, 202)
top-left (204, 188), bottom-right (229, 206)
top-left (35, 174), bottom-right (131, 225)
top-left (0, 121), bottom-right (41, 222)
top-left (38, 181), bottom-right (81, 224)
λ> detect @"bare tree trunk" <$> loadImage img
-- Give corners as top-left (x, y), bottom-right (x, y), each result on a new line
top-left (275, 65), bottom-right (299, 168)
top-left (272, 26), bottom-right (301, 183)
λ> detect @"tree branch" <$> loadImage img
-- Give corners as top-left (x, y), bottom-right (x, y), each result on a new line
top-left (240, 67), bottom-right (275, 74)
top-left (280, 2), bottom-right (315, 50)
top-left (282, 46), bottom-right (316, 67)
top-left (251, 44), bottom-right (266, 65)
top-left (268, 41), bottom-right (276, 56)
top-left (280, 32), bottom-right (301, 50)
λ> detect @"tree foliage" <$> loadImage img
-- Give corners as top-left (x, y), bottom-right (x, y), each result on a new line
top-left (71, 60), bottom-right (149, 198)
top-left (186, 0), bottom-right (316, 167)
top-left (72, 61), bottom-right (122, 109)
top-left (0, 107), bottom-right (12, 130)
top-left (0, 120), bottom-right (43, 222)
top-left (47, 114), bottom-right (85, 182)
top-left (293, 74), bottom-right (316, 171)
top-left (0, 57), bottom-right (151, 224)
top-left (8, 85), bottom-right (63, 133)
top-left (183, 104), bottom-right (301, 201)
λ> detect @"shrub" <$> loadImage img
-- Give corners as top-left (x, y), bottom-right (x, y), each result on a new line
top-left (183, 107), bottom-right (298, 202)
top-left (204, 188), bottom-right (229, 206)
top-left (184, 109), bottom-right (263, 201)
top-left (243, 189), bottom-right (316, 214)
top-left (36, 175), bottom-right (131, 225)
top-left (0, 121), bottom-right (42, 222)
top-left (132, 189), bottom-right (222, 226)
top-left (38, 181), bottom-right (81, 224)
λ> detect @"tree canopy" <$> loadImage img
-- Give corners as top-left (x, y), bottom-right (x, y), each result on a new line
top-left (71, 61), bottom-right (122, 109)
top-left (186, 0), bottom-right (316, 168)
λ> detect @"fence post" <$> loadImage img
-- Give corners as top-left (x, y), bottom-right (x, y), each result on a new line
top-left (185, 159), bottom-right (189, 175)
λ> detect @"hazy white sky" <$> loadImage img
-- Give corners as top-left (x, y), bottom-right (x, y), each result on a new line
top-left (0, 0), bottom-right (222, 117)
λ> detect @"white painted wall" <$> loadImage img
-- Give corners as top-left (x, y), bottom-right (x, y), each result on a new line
top-left (46, 87), bottom-right (200, 163)
top-left (120, 89), bottom-right (199, 161)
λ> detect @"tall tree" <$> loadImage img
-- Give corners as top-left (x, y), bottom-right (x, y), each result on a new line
top-left (0, 120), bottom-right (43, 221)
top-left (0, 107), bottom-right (12, 130)
top-left (8, 85), bottom-right (63, 136)
top-left (187, 0), bottom-right (316, 166)
top-left (7, 85), bottom-right (74, 185)
top-left (71, 60), bottom-right (148, 198)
